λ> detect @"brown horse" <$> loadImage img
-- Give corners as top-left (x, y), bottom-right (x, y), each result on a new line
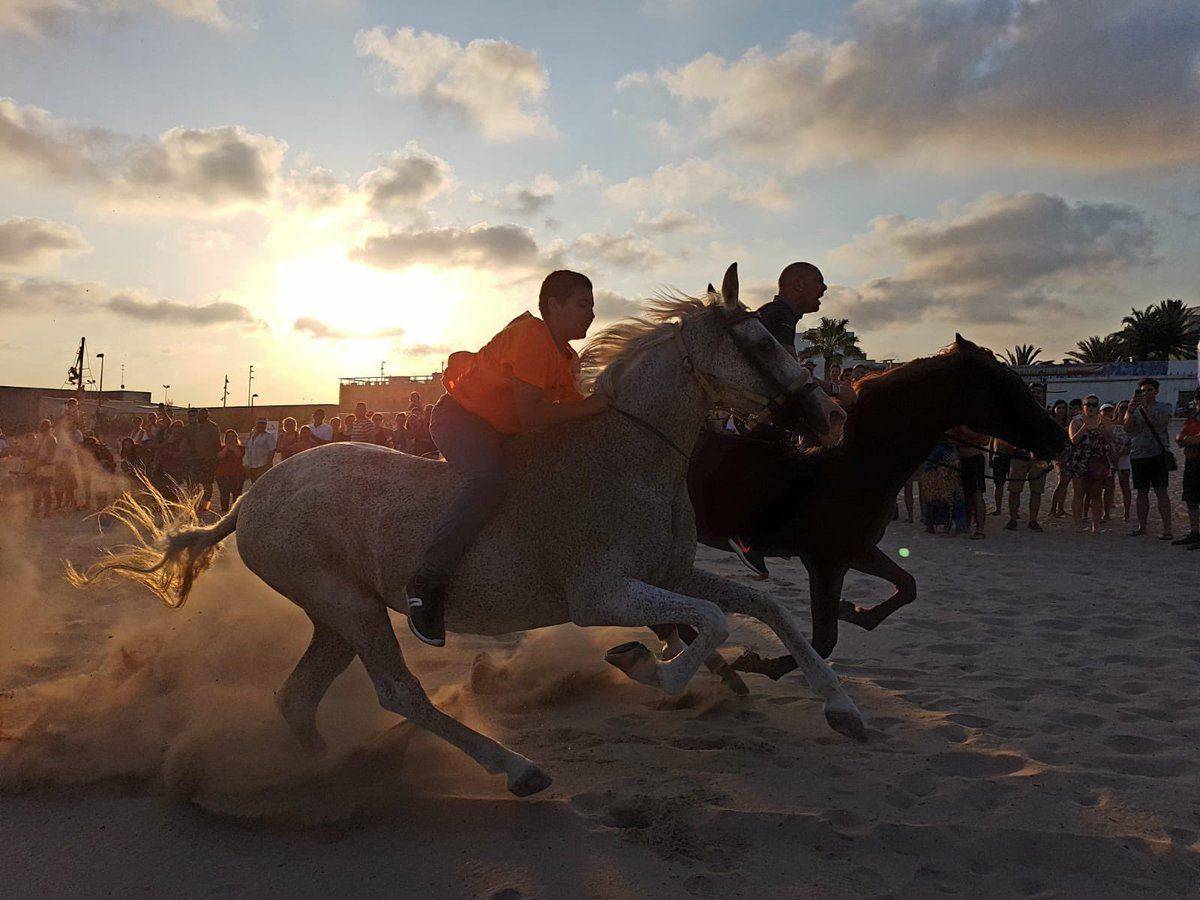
top-left (683, 335), bottom-right (1067, 676)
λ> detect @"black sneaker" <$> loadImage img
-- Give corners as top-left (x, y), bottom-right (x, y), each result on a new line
top-left (406, 583), bottom-right (446, 647)
top-left (729, 537), bottom-right (769, 580)
top-left (1171, 532), bottom-right (1200, 546)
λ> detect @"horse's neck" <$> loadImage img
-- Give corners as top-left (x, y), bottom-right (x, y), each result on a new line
top-left (610, 338), bottom-right (708, 466)
top-left (841, 365), bottom-right (960, 487)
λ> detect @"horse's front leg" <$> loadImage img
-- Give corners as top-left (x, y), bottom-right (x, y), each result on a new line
top-left (569, 578), bottom-right (728, 696)
top-left (838, 545), bottom-right (916, 631)
top-left (678, 567), bottom-right (865, 741)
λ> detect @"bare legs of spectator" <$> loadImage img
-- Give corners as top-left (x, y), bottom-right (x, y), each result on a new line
top-left (1050, 466), bottom-right (1070, 517)
top-left (992, 479), bottom-right (1005, 516)
top-left (1071, 476), bottom-right (1085, 526)
top-left (902, 480), bottom-right (914, 523)
top-left (1135, 485), bottom-right (1173, 538)
top-left (1084, 479), bottom-right (1104, 534)
top-left (965, 490), bottom-right (986, 537)
top-left (1117, 469), bottom-right (1131, 520)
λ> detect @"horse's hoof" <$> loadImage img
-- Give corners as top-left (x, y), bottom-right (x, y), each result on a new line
top-left (824, 699), bottom-right (868, 743)
top-left (605, 641), bottom-right (659, 687)
top-left (508, 764), bottom-right (553, 797)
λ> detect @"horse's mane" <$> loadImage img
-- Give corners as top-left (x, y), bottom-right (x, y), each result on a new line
top-left (851, 344), bottom-right (961, 404)
top-left (579, 289), bottom-right (723, 392)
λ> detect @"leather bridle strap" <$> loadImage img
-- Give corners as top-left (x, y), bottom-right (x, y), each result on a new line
top-left (672, 318), bottom-right (820, 415)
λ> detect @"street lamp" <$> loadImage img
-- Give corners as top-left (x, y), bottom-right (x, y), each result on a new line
top-left (96, 353), bottom-right (105, 405)
top-left (162, 384), bottom-right (171, 407)
top-left (250, 392), bottom-right (259, 409)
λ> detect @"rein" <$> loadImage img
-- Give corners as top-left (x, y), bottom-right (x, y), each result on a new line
top-left (609, 404), bottom-right (692, 460)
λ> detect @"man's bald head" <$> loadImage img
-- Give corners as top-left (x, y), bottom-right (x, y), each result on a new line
top-left (777, 262), bottom-right (826, 315)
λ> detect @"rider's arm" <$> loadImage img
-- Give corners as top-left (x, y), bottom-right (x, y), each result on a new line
top-left (512, 379), bottom-right (608, 428)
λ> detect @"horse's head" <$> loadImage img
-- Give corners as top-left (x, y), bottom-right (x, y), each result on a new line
top-left (694, 264), bottom-right (845, 447)
top-left (949, 334), bottom-right (1067, 460)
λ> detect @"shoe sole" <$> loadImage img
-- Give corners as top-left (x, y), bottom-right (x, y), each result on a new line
top-left (728, 540), bottom-right (769, 580)
top-left (406, 600), bottom-right (446, 647)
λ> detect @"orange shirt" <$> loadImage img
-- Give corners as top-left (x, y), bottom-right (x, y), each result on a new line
top-left (444, 312), bottom-right (583, 435)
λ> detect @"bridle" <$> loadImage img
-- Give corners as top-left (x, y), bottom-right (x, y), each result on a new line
top-left (606, 309), bottom-right (823, 460)
top-left (674, 310), bottom-right (820, 417)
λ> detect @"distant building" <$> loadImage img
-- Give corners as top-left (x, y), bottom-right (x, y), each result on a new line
top-left (338, 372), bottom-right (445, 414)
top-left (0, 385), bottom-right (153, 433)
top-left (1014, 359), bottom-right (1197, 411)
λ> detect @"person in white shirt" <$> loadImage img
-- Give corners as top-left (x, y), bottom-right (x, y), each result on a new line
top-left (310, 408), bottom-right (333, 444)
top-left (243, 418), bottom-right (277, 484)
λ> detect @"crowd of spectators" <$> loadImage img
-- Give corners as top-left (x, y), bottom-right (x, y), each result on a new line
top-left (0, 392), bottom-right (439, 516)
top-left (913, 377), bottom-right (1199, 549)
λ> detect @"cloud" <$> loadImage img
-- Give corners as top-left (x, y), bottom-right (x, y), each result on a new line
top-left (593, 288), bottom-right (640, 320)
top-left (1, 0), bottom-right (234, 37)
top-left (827, 192), bottom-right (1157, 328)
top-left (284, 165), bottom-right (349, 210)
top-left (573, 164), bottom-right (604, 187)
top-left (293, 317), bottom-right (406, 340)
top-left (358, 143), bottom-right (454, 214)
top-left (355, 26), bottom-right (554, 141)
top-left (615, 71), bottom-right (651, 91)
top-left (0, 98), bottom-right (107, 183)
top-left (0, 100), bottom-right (287, 213)
top-left (397, 341), bottom-right (454, 357)
top-left (0, 276), bottom-right (258, 326)
top-left (0, 0), bottom-right (78, 38)
top-left (0, 217), bottom-right (91, 269)
top-left (352, 223), bottom-right (544, 271)
top-left (656, 0), bottom-right (1200, 171)
top-left (117, 125), bottom-right (286, 210)
top-left (470, 173), bottom-right (559, 217)
top-left (605, 158), bottom-right (790, 210)
top-left (569, 231), bottom-right (667, 271)
top-left (635, 208), bottom-right (713, 235)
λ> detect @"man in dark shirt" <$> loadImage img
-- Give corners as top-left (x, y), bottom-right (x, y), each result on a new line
top-left (754, 261), bottom-right (827, 358)
top-left (726, 262), bottom-right (828, 579)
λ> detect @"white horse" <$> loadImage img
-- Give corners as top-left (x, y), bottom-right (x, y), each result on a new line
top-left (70, 265), bottom-right (862, 797)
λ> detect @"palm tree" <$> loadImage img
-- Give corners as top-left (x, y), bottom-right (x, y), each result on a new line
top-left (1066, 335), bottom-right (1127, 364)
top-left (1002, 344), bottom-right (1043, 367)
top-left (1112, 299), bottom-right (1199, 360)
top-left (798, 317), bottom-right (864, 371)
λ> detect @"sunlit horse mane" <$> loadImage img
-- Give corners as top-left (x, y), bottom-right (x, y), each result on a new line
top-left (579, 289), bottom-right (726, 392)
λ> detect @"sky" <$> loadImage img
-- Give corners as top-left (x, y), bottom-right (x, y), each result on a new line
top-left (1, 0), bottom-right (1197, 406)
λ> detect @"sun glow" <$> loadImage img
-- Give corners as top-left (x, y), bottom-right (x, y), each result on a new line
top-left (273, 249), bottom-right (473, 347)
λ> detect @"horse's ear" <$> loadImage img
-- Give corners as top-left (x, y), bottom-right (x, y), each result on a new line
top-left (706, 282), bottom-right (716, 295)
top-left (720, 263), bottom-right (739, 307)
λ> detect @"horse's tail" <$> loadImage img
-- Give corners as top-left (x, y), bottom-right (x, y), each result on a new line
top-left (66, 474), bottom-right (243, 609)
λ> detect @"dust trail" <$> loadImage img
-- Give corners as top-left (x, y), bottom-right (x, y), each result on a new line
top-left (0, 505), bottom-right (642, 820)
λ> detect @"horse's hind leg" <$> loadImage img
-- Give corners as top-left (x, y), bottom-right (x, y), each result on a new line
top-left (332, 595), bottom-right (552, 797)
top-left (277, 617), bottom-right (355, 753)
top-left (837, 546), bottom-right (916, 631)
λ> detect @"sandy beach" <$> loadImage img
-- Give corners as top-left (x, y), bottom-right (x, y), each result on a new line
top-left (1, 473), bottom-right (1197, 898)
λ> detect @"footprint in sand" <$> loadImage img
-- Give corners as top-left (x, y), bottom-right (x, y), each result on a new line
top-left (929, 750), bottom-right (1026, 776)
top-left (946, 712), bottom-right (995, 728)
top-left (1104, 733), bottom-right (1166, 755)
